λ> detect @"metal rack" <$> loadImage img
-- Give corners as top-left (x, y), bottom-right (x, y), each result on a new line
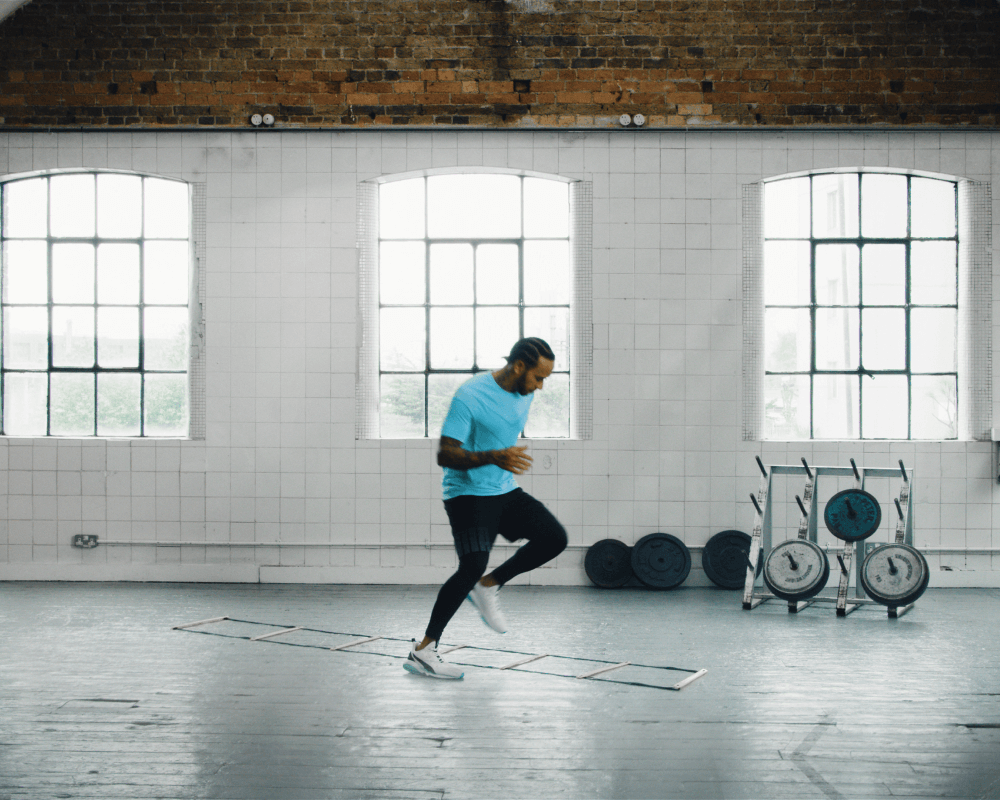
top-left (743, 457), bottom-right (916, 618)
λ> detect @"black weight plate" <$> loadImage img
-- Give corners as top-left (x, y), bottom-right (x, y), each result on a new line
top-left (584, 539), bottom-right (633, 589)
top-left (762, 539), bottom-right (830, 602)
top-left (631, 532), bottom-right (691, 590)
top-left (824, 488), bottom-right (882, 542)
top-left (860, 543), bottom-right (930, 607)
top-left (702, 530), bottom-right (762, 589)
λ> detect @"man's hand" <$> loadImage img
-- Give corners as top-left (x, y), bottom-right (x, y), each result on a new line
top-left (437, 437), bottom-right (533, 475)
top-left (492, 444), bottom-right (532, 475)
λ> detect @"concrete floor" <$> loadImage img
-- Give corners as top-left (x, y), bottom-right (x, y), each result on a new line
top-left (1, 581), bottom-right (998, 799)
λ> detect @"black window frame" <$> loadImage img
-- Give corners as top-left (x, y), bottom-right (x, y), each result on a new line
top-left (0, 170), bottom-right (192, 438)
top-left (377, 173), bottom-right (572, 439)
top-left (763, 171), bottom-right (959, 440)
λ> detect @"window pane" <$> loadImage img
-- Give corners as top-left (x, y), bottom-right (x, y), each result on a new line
top-left (524, 240), bottom-right (569, 304)
top-left (52, 243), bottom-right (95, 304)
top-left (380, 307), bottom-right (425, 370)
top-left (97, 373), bottom-right (141, 436)
top-left (428, 373), bottom-right (471, 437)
top-left (524, 307), bottom-right (568, 367)
top-left (813, 375), bottom-right (859, 438)
top-left (523, 178), bottom-right (569, 238)
top-left (380, 242), bottom-right (425, 304)
top-left (912, 375), bottom-right (957, 439)
top-left (3, 306), bottom-right (48, 368)
top-left (2, 177), bottom-right (47, 238)
top-left (97, 243), bottom-right (141, 304)
top-left (427, 174), bottom-right (521, 239)
top-left (815, 244), bottom-right (859, 305)
top-left (911, 241), bottom-right (956, 305)
top-left (861, 174), bottom-right (907, 238)
top-left (476, 307), bottom-right (519, 368)
top-left (476, 244), bottom-right (519, 304)
top-left (380, 179), bottom-right (425, 240)
top-left (50, 372), bottom-right (95, 436)
top-left (816, 308), bottom-right (859, 370)
top-left (3, 372), bottom-right (47, 434)
top-left (50, 174), bottom-right (95, 238)
top-left (763, 241), bottom-right (810, 305)
top-left (144, 178), bottom-right (189, 239)
top-left (764, 308), bottom-right (810, 372)
top-left (144, 241), bottom-right (189, 304)
top-left (861, 244), bottom-right (905, 305)
top-left (861, 308), bottom-right (905, 371)
top-left (764, 178), bottom-right (810, 238)
top-left (524, 372), bottom-right (569, 438)
top-left (52, 307), bottom-right (95, 367)
top-left (144, 373), bottom-right (188, 436)
top-left (2, 241), bottom-right (47, 303)
top-left (98, 307), bottom-right (140, 368)
top-left (97, 174), bottom-right (143, 238)
top-left (911, 178), bottom-right (956, 238)
top-left (429, 243), bottom-right (473, 304)
top-left (764, 374), bottom-right (810, 439)
top-left (380, 374), bottom-right (425, 437)
top-left (812, 173), bottom-right (858, 239)
top-left (911, 309), bottom-right (956, 373)
top-left (430, 307), bottom-right (474, 369)
top-left (144, 307), bottom-right (189, 371)
top-left (862, 375), bottom-right (908, 439)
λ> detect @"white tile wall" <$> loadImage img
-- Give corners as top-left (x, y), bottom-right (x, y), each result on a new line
top-left (0, 129), bottom-right (998, 585)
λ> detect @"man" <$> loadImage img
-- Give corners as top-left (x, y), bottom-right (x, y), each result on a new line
top-left (404, 337), bottom-right (568, 680)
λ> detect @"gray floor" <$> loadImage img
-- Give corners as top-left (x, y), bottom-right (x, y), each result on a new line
top-left (1, 582), bottom-right (998, 800)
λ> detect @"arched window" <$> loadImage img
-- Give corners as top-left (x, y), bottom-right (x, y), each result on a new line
top-left (1, 170), bottom-right (193, 437)
top-left (761, 171), bottom-right (960, 440)
top-left (358, 170), bottom-right (592, 440)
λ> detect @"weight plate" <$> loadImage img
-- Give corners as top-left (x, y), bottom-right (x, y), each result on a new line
top-left (762, 539), bottom-right (830, 602)
top-left (702, 530), bottom-right (762, 589)
top-left (824, 488), bottom-right (882, 542)
top-left (860, 543), bottom-right (930, 607)
top-left (584, 539), bottom-right (633, 589)
top-left (631, 533), bottom-right (691, 590)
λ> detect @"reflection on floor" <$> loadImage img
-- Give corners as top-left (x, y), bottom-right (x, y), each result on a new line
top-left (2, 582), bottom-right (998, 799)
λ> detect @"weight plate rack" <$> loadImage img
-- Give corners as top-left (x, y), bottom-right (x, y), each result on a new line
top-left (743, 456), bottom-right (918, 618)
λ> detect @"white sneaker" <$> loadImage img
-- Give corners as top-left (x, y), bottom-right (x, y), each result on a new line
top-left (403, 640), bottom-right (464, 680)
top-left (467, 582), bottom-right (508, 633)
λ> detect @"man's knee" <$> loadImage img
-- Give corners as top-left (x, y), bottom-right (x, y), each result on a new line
top-left (457, 550), bottom-right (490, 582)
top-left (550, 521), bottom-right (569, 555)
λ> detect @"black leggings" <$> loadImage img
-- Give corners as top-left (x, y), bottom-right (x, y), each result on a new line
top-left (424, 489), bottom-right (568, 642)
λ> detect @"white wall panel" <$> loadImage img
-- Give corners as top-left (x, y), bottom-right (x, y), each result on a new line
top-left (0, 129), bottom-right (998, 585)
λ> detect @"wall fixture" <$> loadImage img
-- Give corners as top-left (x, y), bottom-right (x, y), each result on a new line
top-left (618, 113), bottom-right (632, 127)
top-left (250, 113), bottom-right (263, 126)
top-left (262, 113), bottom-right (275, 127)
top-left (633, 113), bottom-right (646, 127)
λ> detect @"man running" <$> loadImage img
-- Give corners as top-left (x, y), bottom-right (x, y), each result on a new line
top-left (404, 337), bottom-right (569, 680)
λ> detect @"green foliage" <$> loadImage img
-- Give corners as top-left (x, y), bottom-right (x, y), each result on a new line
top-left (49, 374), bottom-right (94, 435)
top-left (97, 376), bottom-right (141, 436)
top-left (145, 374), bottom-right (188, 436)
top-left (525, 374), bottom-right (569, 438)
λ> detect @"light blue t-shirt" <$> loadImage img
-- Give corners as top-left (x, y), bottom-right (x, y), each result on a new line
top-left (440, 371), bottom-right (533, 500)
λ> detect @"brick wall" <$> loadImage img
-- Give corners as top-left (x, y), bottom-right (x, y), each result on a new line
top-left (0, 0), bottom-right (998, 129)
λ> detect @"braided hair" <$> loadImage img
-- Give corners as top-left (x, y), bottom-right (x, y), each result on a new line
top-left (505, 337), bottom-right (555, 368)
